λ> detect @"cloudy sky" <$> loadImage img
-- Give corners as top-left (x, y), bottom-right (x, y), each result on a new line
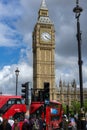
top-left (0, 0), bottom-right (87, 95)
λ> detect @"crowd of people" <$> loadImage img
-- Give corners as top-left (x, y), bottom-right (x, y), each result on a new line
top-left (22, 115), bottom-right (44, 130)
top-left (0, 114), bottom-right (44, 130)
top-left (59, 113), bottom-right (87, 130)
top-left (0, 117), bottom-right (21, 130)
top-left (0, 112), bottom-right (87, 130)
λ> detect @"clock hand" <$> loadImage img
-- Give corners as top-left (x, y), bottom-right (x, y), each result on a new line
top-left (45, 35), bottom-right (50, 40)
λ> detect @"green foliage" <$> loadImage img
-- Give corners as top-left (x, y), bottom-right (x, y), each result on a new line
top-left (62, 101), bottom-right (80, 115)
top-left (71, 101), bottom-right (80, 113)
top-left (62, 100), bottom-right (87, 116)
top-left (62, 104), bottom-right (67, 114)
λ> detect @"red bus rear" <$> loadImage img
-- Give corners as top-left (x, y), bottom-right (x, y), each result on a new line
top-left (30, 100), bottom-right (63, 129)
top-left (0, 95), bottom-right (26, 120)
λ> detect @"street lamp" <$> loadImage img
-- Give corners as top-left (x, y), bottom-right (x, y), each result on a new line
top-left (73, 0), bottom-right (83, 108)
top-left (15, 67), bottom-right (20, 95)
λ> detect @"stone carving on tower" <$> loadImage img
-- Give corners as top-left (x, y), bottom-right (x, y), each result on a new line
top-left (32, 0), bottom-right (55, 100)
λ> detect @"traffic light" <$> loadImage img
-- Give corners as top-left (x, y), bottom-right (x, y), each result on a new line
top-left (21, 82), bottom-right (29, 105)
top-left (44, 82), bottom-right (50, 104)
top-left (38, 90), bottom-right (44, 101)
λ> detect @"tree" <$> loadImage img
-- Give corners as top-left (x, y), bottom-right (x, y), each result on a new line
top-left (71, 101), bottom-right (80, 114)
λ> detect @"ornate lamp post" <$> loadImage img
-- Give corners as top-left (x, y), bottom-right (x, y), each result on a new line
top-left (15, 67), bottom-right (20, 95)
top-left (73, 0), bottom-right (83, 108)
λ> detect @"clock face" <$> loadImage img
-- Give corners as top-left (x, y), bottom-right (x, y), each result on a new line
top-left (41, 32), bottom-right (51, 42)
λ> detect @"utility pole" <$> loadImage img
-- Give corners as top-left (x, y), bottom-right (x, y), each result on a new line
top-left (15, 67), bottom-right (20, 96)
top-left (73, 0), bottom-right (83, 108)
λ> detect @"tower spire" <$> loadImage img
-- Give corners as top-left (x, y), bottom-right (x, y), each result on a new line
top-left (40, 0), bottom-right (47, 9)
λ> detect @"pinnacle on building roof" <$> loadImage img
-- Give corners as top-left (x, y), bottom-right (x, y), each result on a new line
top-left (38, 0), bottom-right (53, 24)
top-left (40, 0), bottom-right (47, 9)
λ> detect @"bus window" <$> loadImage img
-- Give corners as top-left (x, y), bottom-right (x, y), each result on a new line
top-left (11, 100), bottom-right (15, 104)
top-left (16, 99), bottom-right (21, 104)
top-left (21, 99), bottom-right (25, 104)
top-left (8, 99), bottom-right (15, 105)
top-left (8, 100), bottom-right (12, 105)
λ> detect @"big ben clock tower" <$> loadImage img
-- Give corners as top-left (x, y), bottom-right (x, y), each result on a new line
top-left (32, 0), bottom-right (55, 100)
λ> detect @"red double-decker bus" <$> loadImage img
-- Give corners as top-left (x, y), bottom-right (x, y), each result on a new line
top-left (0, 95), bottom-right (26, 120)
top-left (30, 100), bottom-right (63, 130)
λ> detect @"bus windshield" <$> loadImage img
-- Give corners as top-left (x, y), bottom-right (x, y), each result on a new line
top-left (51, 115), bottom-right (60, 121)
top-left (50, 102), bottom-right (59, 108)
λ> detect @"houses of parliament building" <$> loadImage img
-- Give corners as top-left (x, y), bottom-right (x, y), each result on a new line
top-left (56, 79), bottom-right (87, 106)
top-left (32, 0), bottom-right (87, 106)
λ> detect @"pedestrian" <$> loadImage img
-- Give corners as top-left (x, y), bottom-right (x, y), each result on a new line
top-left (59, 115), bottom-right (68, 130)
top-left (68, 115), bottom-right (77, 130)
top-left (0, 113), bottom-right (3, 124)
top-left (38, 117), bottom-right (43, 130)
top-left (22, 118), bottom-right (29, 130)
top-left (0, 117), bottom-right (12, 130)
top-left (32, 115), bottom-right (40, 130)
top-left (0, 115), bottom-right (3, 129)
top-left (12, 119), bottom-right (20, 130)
top-left (28, 117), bottom-right (34, 130)
top-left (8, 116), bottom-right (14, 126)
top-left (68, 120), bottom-right (73, 130)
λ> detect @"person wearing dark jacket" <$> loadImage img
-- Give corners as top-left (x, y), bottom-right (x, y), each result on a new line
top-left (0, 118), bottom-right (12, 130)
top-left (22, 119), bottom-right (29, 130)
top-left (38, 117), bottom-right (44, 130)
top-left (59, 116), bottom-right (68, 130)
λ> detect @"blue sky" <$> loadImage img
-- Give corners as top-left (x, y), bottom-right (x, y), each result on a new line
top-left (0, 0), bottom-right (87, 95)
top-left (0, 0), bottom-right (30, 64)
top-left (0, 47), bottom-right (19, 67)
top-left (0, 0), bottom-right (32, 94)
top-left (0, 0), bottom-right (24, 67)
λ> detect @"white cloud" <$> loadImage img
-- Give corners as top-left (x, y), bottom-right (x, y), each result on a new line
top-left (0, 62), bottom-right (32, 95)
top-left (0, 0), bottom-right (87, 95)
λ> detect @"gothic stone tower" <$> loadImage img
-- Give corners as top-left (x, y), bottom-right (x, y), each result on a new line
top-left (32, 0), bottom-right (55, 100)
